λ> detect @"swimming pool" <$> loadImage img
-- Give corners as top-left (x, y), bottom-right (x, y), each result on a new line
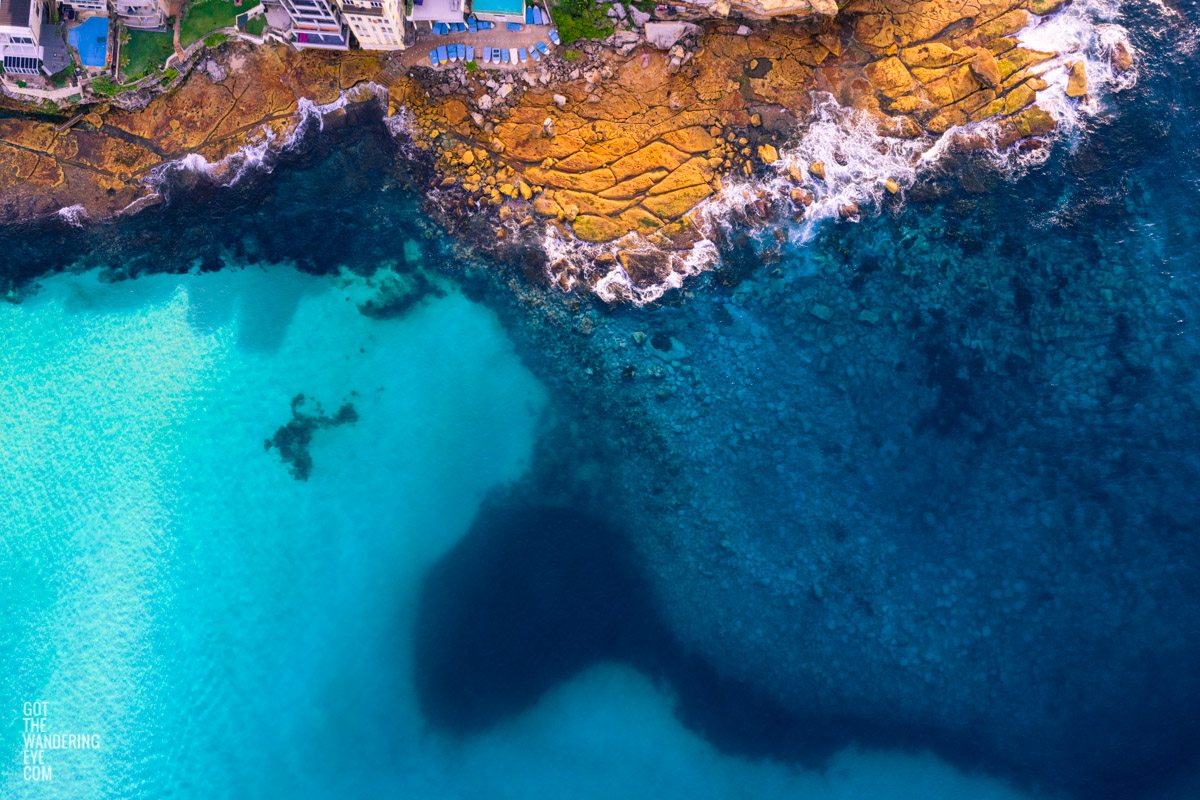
top-left (68, 16), bottom-right (110, 68)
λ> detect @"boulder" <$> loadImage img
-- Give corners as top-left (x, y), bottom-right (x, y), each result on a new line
top-left (1066, 61), bottom-right (1088, 98)
top-left (645, 22), bottom-right (700, 51)
top-left (809, 161), bottom-right (826, 180)
top-left (969, 49), bottom-right (1002, 91)
top-left (1111, 41), bottom-right (1133, 74)
top-left (757, 143), bottom-right (779, 164)
top-left (790, 188), bottom-right (814, 206)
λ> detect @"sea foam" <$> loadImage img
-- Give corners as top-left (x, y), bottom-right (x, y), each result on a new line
top-left (56, 205), bottom-right (89, 228)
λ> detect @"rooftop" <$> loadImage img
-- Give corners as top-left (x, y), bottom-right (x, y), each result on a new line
top-left (407, 0), bottom-right (463, 22)
top-left (0, 0), bottom-right (34, 29)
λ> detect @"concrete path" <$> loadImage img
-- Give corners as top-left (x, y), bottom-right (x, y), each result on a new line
top-left (396, 25), bottom-right (559, 72)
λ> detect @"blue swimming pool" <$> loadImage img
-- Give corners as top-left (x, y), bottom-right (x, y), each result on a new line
top-left (68, 16), bottom-right (109, 68)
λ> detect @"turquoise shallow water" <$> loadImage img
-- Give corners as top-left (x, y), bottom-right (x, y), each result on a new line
top-left (0, 267), bottom-right (547, 798)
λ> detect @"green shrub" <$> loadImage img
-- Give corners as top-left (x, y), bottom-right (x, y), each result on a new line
top-left (550, 0), bottom-right (613, 45)
top-left (465, 60), bottom-right (478, 71)
top-left (204, 32), bottom-right (228, 48)
top-left (563, 49), bottom-right (581, 61)
top-left (50, 64), bottom-right (76, 87)
top-left (91, 76), bottom-right (121, 96)
top-left (245, 15), bottom-right (266, 35)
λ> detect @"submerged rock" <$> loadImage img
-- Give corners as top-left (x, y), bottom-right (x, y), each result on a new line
top-left (264, 395), bottom-right (359, 481)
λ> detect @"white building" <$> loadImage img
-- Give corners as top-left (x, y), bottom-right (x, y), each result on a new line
top-left (112, 0), bottom-right (167, 29)
top-left (337, 0), bottom-right (410, 51)
top-left (279, 0), bottom-right (350, 49)
top-left (0, 0), bottom-right (43, 75)
top-left (406, 0), bottom-right (462, 26)
top-left (70, 0), bottom-right (109, 12)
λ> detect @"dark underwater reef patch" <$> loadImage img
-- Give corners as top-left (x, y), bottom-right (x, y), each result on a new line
top-left (357, 270), bottom-right (445, 320)
top-left (414, 500), bottom-right (1200, 800)
top-left (264, 394), bottom-right (358, 481)
top-left (412, 504), bottom-right (872, 761)
top-left (411, 504), bottom-right (1032, 789)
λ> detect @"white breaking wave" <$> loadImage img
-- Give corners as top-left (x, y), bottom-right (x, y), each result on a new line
top-left (1017, 0), bottom-right (1136, 139)
top-left (696, 95), bottom-right (953, 248)
top-left (57, 204), bottom-right (88, 228)
top-left (540, 225), bottom-right (719, 305)
top-left (287, 81), bottom-right (388, 148)
top-left (143, 126), bottom-right (278, 195)
top-left (140, 81), bottom-right (390, 202)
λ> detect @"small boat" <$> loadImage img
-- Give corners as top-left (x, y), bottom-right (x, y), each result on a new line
top-left (457, 43), bottom-right (466, 60)
top-left (501, 48), bottom-right (510, 63)
top-left (482, 47), bottom-right (491, 63)
top-left (468, 20), bottom-right (477, 33)
top-left (506, 21), bottom-right (522, 31)
top-left (436, 44), bottom-right (448, 64)
top-left (429, 50), bottom-right (439, 66)
top-left (518, 47), bottom-right (527, 63)
top-left (547, 28), bottom-right (560, 45)
top-left (534, 7), bottom-right (544, 24)
top-left (535, 41), bottom-right (548, 55)
top-left (525, 7), bottom-right (533, 23)
top-left (530, 47), bottom-right (540, 61)
top-left (466, 45), bottom-right (474, 61)
top-left (509, 47), bottom-right (518, 63)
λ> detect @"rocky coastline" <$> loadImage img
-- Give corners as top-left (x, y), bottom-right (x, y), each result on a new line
top-left (1, 0), bottom-right (1131, 297)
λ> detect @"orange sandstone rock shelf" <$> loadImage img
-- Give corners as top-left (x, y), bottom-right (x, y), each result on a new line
top-left (392, 0), bottom-right (1067, 276)
top-left (1, 0), bottom-right (1075, 248)
top-left (0, 44), bottom-right (384, 224)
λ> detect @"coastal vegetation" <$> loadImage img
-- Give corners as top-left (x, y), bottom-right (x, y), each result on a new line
top-left (50, 64), bottom-right (76, 87)
top-left (89, 75), bottom-right (124, 96)
top-left (550, 0), bottom-right (613, 45)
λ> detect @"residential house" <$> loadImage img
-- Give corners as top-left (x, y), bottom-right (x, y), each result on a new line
top-left (0, 0), bottom-right (43, 75)
top-left (337, 0), bottom-right (411, 51)
top-left (68, 0), bottom-right (109, 12)
top-left (279, 0), bottom-right (349, 49)
top-left (112, 0), bottom-right (167, 29)
top-left (406, 0), bottom-right (462, 27)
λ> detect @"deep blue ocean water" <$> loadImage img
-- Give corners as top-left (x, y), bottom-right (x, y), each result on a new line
top-left (2, 1), bottom-right (1199, 798)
